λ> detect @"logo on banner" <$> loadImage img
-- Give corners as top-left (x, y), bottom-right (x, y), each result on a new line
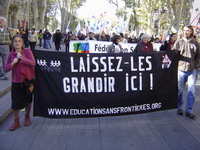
top-left (73, 42), bottom-right (90, 53)
top-left (37, 59), bottom-right (61, 72)
top-left (162, 54), bottom-right (171, 69)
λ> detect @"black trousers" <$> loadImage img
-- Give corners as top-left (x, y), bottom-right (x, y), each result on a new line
top-left (55, 41), bottom-right (61, 51)
top-left (29, 42), bottom-right (36, 51)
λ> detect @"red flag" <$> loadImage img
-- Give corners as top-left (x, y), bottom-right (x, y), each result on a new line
top-left (22, 18), bottom-right (26, 28)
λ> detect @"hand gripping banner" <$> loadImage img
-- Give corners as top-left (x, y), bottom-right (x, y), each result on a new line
top-left (33, 50), bottom-right (179, 118)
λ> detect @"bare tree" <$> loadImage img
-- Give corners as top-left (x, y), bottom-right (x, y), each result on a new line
top-left (108, 0), bottom-right (119, 9)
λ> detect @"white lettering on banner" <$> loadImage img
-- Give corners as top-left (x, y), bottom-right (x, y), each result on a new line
top-left (69, 41), bottom-right (162, 53)
top-left (47, 102), bottom-right (162, 116)
top-left (70, 55), bottom-right (152, 73)
top-left (116, 57), bottom-right (123, 72)
top-left (70, 55), bottom-right (123, 73)
top-left (63, 76), bottom-right (115, 93)
top-left (125, 73), bottom-right (154, 91)
top-left (130, 56), bottom-right (152, 71)
top-left (100, 57), bottom-right (107, 72)
top-left (70, 57), bottom-right (78, 72)
top-left (68, 55), bottom-right (154, 93)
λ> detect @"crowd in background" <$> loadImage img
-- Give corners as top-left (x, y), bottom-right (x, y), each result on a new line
top-left (12, 27), bottom-right (179, 53)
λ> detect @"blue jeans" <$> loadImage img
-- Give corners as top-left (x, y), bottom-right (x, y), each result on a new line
top-left (178, 70), bottom-right (198, 113)
top-left (43, 39), bottom-right (47, 48)
top-left (46, 39), bottom-right (51, 49)
top-left (0, 45), bottom-right (9, 78)
top-left (39, 38), bottom-right (42, 47)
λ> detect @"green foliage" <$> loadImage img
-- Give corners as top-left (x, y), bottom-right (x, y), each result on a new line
top-left (119, 0), bottom-right (193, 35)
top-left (9, 4), bottom-right (19, 14)
top-left (45, 0), bottom-right (57, 28)
top-left (49, 16), bottom-right (59, 32)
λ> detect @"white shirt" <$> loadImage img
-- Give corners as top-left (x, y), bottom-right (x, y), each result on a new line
top-left (0, 28), bottom-right (4, 32)
top-left (114, 44), bottom-right (121, 53)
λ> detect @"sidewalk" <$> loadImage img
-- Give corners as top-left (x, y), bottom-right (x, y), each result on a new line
top-left (0, 72), bottom-right (12, 123)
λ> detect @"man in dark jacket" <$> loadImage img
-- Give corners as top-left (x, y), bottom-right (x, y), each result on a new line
top-left (43, 29), bottom-right (52, 49)
top-left (53, 29), bottom-right (62, 51)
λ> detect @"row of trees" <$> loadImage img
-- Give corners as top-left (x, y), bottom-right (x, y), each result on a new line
top-left (0, 0), bottom-right (194, 35)
top-left (47, 0), bottom-right (86, 32)
top-left (0, 0), bottom-right (86, 32)
top-left (109, 0), bottom-right (193, 35)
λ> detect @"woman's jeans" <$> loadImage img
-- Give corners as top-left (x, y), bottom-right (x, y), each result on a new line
top-left (39, 38), bottom-right (42, 47)
top-left (178, 70), bottom-right (198, 113)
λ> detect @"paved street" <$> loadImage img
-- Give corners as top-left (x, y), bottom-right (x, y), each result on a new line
top-left (1, 45), bottom-right (200, 150)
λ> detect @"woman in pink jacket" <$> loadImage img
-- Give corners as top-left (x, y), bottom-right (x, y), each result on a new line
top-left (4, 35), bottom-right (36, 131)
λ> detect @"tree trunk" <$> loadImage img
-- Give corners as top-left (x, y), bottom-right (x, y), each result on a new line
top-left (0, 0), bottom-right (11, 21)
top-left (166, 0), bottom-right (174, 29)
top-left (38, 0), bottom-right (47, 30)
top-left (146, 0), bottom-right (154, 35)
top-left (65, 0), bottom-right (74, 32)
top-left (61, 7), bottom-right (66, 32)
top-left (175, 0), bottom-right (184, 29)
top-left (57, 0), bottom-right (67, 33)
top-left (32, 0), bottom-right (39, 30)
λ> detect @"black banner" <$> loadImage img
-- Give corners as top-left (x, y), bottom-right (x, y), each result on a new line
top-left (33, 50), bottom-right (179, 118)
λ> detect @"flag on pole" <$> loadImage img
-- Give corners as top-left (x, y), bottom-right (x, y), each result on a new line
top-left (84, 19), bottom-right (89, 28)
top-left (169, 26), bottom-right (177, 34)
top-left (75, 22), bottom-right (81, 35)
top-left (65, 23), bottom-right (70, 33)
top-left (22, 18), bottom-right (26, 28)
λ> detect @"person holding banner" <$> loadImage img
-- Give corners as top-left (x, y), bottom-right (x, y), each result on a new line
top-left (4, 35), bottom-right (36, 131)
top-left (160, 33), bottom-right (177, 51)
top-left (172, 25), bottom-right (200, 119)
top-left (107, 35), bottom-right (123, 53)
top-left (134, 34), bottom-right (153, 53)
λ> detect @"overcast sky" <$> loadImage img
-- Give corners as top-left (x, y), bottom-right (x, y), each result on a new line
top-left (77, 0), bottom-right (124, 20)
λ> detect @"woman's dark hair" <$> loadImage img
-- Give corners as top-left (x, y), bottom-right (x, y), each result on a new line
top-left (170, 33), bottom-right (176, 38)
top-left (120, 33), bottom-right (124, 38)
top-left (112, 35), bottom-right (121, 43)
top-left (25, 28), bottom-right (29, 34)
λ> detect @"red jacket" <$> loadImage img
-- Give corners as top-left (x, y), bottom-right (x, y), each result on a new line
top-left (4, 48), bottom-right (36, 83)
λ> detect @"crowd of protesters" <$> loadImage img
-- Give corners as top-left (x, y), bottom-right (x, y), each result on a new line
top-left (0, 15), bottom-right (200, 132)
top-left (2, 25), bottom-right (181, 54)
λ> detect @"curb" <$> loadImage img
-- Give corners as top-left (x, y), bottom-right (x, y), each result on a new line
top-left (0, 85), bottom-right (12, 124)
top-left (0, 86), bottom-right (11, 97)
top-left (0, 108), bottom-right (12, 124)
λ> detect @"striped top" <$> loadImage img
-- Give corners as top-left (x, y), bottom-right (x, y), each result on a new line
top-left (0, 28), bottom-right (12, 45)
